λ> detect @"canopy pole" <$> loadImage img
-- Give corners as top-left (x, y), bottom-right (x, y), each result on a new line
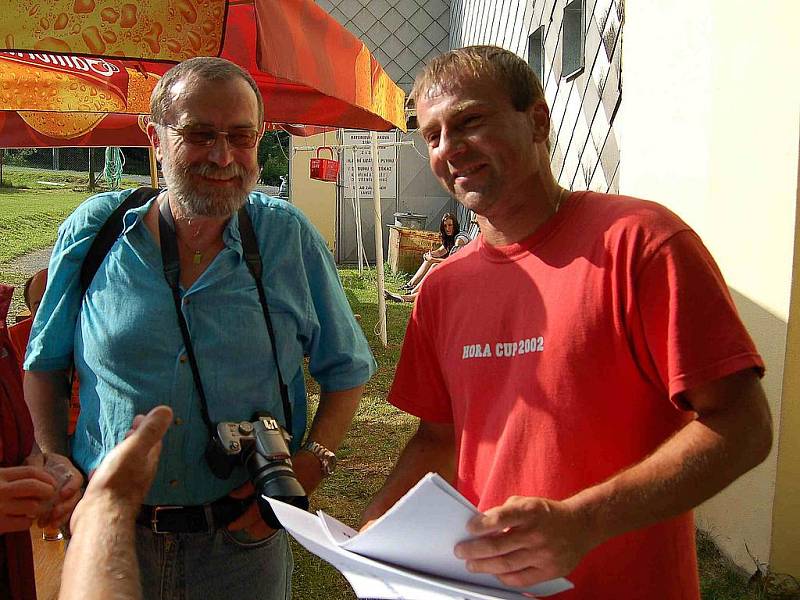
top-left (148, 147), bottom-right (159, 188)
top-left (352, 146), bottom-right (366, 273)
top-left (370, 131), bottom-right (387, 347)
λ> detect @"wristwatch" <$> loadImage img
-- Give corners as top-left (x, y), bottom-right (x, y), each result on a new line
top-left (300, 440), bottom-right (337, 477)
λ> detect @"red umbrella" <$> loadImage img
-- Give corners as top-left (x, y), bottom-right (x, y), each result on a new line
top-left (0, 109), bottom-right (329, 148)
top-left (0, 111), bottom-right (148, 148)
top-left (0, 0), bottom-right (405, 132)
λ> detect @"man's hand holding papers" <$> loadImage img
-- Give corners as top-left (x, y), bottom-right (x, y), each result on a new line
top-left (456, 496), bottom-right (594, 589)
top-left (267, 473), bottom-right (573, 599)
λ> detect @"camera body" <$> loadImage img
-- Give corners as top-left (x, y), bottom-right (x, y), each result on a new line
top-left (206, 412), bottom-right (309, 527)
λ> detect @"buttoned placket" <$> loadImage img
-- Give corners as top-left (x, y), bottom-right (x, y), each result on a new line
top-left (150, 211), bottom-right (246, 504)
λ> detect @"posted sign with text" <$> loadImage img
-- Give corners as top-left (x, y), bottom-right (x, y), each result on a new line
top-left (341, 130), bottom-right (398, 199)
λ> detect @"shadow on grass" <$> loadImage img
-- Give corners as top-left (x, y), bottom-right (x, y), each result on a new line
top-left (697, 530), bottom-right (800, 600)
top-left (293, 384), bottom-right (417, 600)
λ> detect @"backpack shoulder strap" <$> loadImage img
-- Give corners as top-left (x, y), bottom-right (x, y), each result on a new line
top-left (80, 187), bottom-right (159, 295)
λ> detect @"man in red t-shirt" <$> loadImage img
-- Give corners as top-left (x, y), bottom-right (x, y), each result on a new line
top-left (361, 46), bottom-right (772, 600)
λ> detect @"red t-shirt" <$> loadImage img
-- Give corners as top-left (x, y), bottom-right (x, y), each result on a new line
top-left (0, 284), bottom-right (36, 600)
top-left (389, 191), bottom-right (764, 600)
top-left (8, 317), bottom-right (81, 436)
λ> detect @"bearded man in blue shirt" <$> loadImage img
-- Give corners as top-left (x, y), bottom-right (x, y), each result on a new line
top-left (24, 57), bottom-right (375, 600)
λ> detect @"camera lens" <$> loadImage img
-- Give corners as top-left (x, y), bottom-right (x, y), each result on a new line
top-left (246, 451), bottom-right (309, 528)
top-left (247, 452), bottom-right (307, 504)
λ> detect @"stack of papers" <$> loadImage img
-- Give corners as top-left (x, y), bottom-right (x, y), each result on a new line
top-left (265, 473), bottom-right (573, 599)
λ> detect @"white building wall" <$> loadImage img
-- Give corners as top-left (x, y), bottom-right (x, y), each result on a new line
top-left (619, 0), bottom-right (800, 573)
top-left (450, 0), bottom-right (622, 193)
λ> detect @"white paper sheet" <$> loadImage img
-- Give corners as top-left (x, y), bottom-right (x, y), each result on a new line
top-left (265, 473), bottom-right (574, 599)
top-left (267, 497), bottom-right (551, 600)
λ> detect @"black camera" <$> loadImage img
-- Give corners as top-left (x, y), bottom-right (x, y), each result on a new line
top-left (205, 412), bottom-right (309, 528)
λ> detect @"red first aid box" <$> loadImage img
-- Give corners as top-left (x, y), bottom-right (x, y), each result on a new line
top-left (310, 147), bottom-right (340, 182)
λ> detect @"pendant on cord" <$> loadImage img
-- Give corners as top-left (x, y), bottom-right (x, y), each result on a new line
top-left (193, 251), bottom-right (202, 265)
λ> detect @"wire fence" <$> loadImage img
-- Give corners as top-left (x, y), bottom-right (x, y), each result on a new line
top-left (0, 141), bottom-right (287, 193)
top-left (1, 147), bottom-right (152, 177)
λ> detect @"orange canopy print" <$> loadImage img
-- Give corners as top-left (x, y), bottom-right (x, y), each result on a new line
top-left (0, 53), bottom-right (159, 114)
top-left (0, 0), bottom-right (227, 61)
top-left (0, 0), bottom-right (405, 133)
top-left (0, 110), bottom-right (328, 148)
top-left (0, 111), bottom-right (150, 147)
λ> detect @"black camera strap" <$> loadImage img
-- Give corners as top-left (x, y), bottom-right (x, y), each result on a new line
top-left (157, 198), bottom-right (293, 439)
top-left (236, 204), bottom-right (293, 435)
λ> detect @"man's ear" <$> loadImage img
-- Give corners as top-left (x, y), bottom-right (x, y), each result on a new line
top-left (527, 100), bottom-right (551, 145)
top-left (145, 120), bottom-right (164, 162)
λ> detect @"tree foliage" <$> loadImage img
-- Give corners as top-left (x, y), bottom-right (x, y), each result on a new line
top-left (257, 131), bottom-right (290, 185)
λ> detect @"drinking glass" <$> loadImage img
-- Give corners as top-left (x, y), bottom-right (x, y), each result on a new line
top-left (41, 459), bottom-right (72, 542)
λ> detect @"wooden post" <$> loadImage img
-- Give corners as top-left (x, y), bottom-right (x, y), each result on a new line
top-left (87, 148), bottom-right (95, 191)
top-left (370, 131), bottom-right (387, 347)
top-left (148, 147), bottom-right (159, 188)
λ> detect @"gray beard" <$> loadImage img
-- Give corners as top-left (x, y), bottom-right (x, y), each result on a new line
top-left (162, 161), bottom-right (256, 219)
top-left (171, 186), bottom-right (247, 219)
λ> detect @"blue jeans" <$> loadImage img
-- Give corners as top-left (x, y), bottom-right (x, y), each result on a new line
top-left (135, 525), bottom-right (293, 600)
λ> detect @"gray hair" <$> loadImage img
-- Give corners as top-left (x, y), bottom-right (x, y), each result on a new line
top-left (150, 57), bottom-right (264, 124)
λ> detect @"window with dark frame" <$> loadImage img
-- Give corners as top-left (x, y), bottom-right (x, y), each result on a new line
top-left (527, 25), bottom-right (545, 85)
top-left (562, 0), bottom-right (585, 81)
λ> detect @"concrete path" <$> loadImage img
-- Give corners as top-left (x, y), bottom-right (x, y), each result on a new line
top-left (6, 246), bottom-right (53, 276)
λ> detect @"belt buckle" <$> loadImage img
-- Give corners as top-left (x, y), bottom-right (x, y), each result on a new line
top-left (151, 505), bottom-right (184, 534)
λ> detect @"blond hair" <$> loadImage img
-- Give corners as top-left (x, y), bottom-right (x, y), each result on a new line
top-left (410, 45), bottom-right (545, 111)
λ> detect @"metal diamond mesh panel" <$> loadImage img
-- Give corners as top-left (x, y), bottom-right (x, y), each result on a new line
top-left (323, 0), bottom-right (451, 92)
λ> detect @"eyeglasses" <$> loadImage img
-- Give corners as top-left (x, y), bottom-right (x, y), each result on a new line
top-left (161, 123), bottom-right (264, 149)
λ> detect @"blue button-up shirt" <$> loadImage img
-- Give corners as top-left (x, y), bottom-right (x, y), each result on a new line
top-left (26, 189), bottom-right (376, 504)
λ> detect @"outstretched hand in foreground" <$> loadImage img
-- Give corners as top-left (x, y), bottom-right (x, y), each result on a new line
top-left (78, 405), bottom-right (174, 517)
top-left (60, 406), bottom-right (173, 600)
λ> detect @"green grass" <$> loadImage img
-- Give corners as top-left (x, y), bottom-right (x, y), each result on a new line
top-left (0, 168), bottom-right (142, 314)
top-left (0, 188), bottom-right (86, 264)
top-left (292, 267), bottom-right (416, 599)
top-left (697, 530), bottom-right (799, 599)
top-left (0, 164), bottom-right (142, 191)
top-left (1, 176), bottom-right (796, 599)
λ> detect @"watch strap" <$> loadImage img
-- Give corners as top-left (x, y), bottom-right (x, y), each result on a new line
top-left (301, 440), bottom-right (337, 477)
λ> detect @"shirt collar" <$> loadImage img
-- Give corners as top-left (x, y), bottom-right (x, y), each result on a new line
top-left (122, 189), bottom-right (247, 258)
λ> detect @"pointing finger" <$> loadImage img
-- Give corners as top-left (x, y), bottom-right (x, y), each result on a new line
top-left (127, 406), bottom-right (173, 453)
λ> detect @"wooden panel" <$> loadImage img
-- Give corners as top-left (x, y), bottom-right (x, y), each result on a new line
top-left (388, 226), bottom-right (441, 274)
top-left (31, 526), bottom-right (64, 600)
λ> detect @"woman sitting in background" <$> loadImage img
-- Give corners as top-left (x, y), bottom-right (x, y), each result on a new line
top-left (385, 213), bottom-right (467, 303)
top-left (402, 213), bottom-right (461, 291)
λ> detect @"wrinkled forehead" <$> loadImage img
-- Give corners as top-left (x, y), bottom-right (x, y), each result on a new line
top-left (165, 74), bottom-right (259, 124)
top-left (418, 71), bottom-right (509, 103)
top-left (417, 75), bottom-right (511, 116)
